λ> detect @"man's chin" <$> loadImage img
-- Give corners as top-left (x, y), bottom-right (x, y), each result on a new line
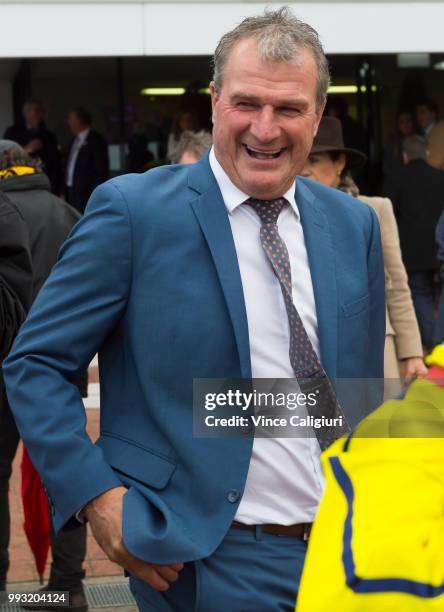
top-left (242, 178), bottom-right (292, 200)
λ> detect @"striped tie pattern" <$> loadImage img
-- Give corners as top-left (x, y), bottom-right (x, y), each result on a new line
top-left (247, 196), bottom-right (350, 449)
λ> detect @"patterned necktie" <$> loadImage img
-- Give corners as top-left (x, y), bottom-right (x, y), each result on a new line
top-left (246, 197), bottom-right (350, 449)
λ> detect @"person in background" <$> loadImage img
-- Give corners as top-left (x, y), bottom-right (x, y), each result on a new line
top-left (325, 97), bottom-right (366, 152)
top-left (127, 127), bottom-right (154, 173)
top-left (383, 134), bottom-right (444, 351)
top-left (0, 140), bottom-right (88, 612)
top-left (426, 119), bottom-right (444, 170)
top-left (296, 340), bottom-right (444, 612)
top-left (166, 110), bottom-right (197, 161)
top-left (325, 96), bottom-right (367, 191)
top-left (170, 130), bottom-right (212, 164)
top-left (65, 108), bottom-right (109, 215)
top-left (383, 109), bottom-right (417, 177)
top-left (436, 210), bottom-right (444, 344)
top-left (0, 190), bottom-right (33, 595)
top-left (301, 117), bottom-right (426, 382)
top-left (416, 99), bottom-right (439, 137)
top-left (3, 100), bottom-right (62, 194)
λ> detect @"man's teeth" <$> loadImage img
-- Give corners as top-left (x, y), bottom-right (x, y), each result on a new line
top-left (245, 145), bottom-right (283, 159)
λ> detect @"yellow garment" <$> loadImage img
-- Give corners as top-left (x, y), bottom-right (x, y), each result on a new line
top-left (0, 166), bottom-right (36, 180)
top-left (426, 344), bottom-right (444, 368)
top-left (297, 377), bottom-right (444, 612)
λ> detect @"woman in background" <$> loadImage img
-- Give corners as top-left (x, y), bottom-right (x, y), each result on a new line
top-left (301, 117), bottom-right (427, 381)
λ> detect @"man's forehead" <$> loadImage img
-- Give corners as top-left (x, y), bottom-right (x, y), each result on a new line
top-left (220, 41), bottom-right (317, 103)
top-left (226, 37), bottom-right (315, 66)
top-left (222, 39), bottom-right (317, 86)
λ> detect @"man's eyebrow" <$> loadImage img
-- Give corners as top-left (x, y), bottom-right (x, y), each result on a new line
top-left (230, 92), bottom-right (308, 107)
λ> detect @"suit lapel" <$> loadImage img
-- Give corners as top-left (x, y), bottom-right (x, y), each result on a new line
top-left (296, 179), bottom-right (338, 378)
top-left (188, 158), bottom-right (252, 379)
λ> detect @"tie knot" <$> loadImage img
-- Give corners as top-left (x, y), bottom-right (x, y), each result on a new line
top-left (246, 197), bottom-right (287, 225)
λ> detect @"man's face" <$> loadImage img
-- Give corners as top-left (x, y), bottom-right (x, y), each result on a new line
top-left (67, 111), bottom-right (83, 135)
top-left (210, 38), bottom-right (324, 199)
top-left (416, 105), bottom-right (436, 130)
top-left (23, 103), bottom-right (43, 128)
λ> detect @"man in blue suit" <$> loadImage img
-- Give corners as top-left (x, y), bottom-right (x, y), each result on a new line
top-left (4, 8), bottom-right (385, 611)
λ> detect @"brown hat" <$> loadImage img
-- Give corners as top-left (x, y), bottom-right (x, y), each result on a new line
top-left (310, 117), bottom-right (367, 168)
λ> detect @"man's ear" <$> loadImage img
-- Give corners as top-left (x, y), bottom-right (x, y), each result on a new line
top-left (209, 81), bottom-right (219, 124)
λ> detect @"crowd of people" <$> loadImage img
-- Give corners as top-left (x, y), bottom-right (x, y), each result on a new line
top-left (0, 6), bottom-right (443, 612)
top-left (3, 102), bottom-right (109, 215)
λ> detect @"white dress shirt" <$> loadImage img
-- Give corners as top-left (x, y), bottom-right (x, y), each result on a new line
top-left (66, 128), bottom-right (90, 187)
top-left (209, 148), bottom-right (324, 525)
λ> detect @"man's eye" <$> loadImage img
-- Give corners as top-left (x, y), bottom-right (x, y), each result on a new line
top-left (237, 102), bottom-right (257, 109)
top-left (279, 108), bottom-right (300, 116)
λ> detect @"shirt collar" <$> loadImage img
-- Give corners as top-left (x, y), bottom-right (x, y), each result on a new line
top-left (209, 147), bottom-right (299, 219)
top-left (76, 128), bottom-right (90, 142)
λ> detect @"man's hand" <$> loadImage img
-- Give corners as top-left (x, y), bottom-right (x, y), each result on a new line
top-left (403, 357), bottom-right (428, 381)
top-left (24, 138), bottom-right (43, 154)
top-left (84, 486), bottom-right (183, 590)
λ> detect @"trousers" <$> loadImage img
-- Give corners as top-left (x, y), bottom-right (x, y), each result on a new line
top-left (0, 396), bottom-right (86, 588)
top-left (130, 526), bottom-right (307, 612)
top-left (408, 270), bottom-right (438, 349)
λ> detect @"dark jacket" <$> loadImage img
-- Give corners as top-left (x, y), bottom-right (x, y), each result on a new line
top-left (437, 209), bottom-right (444, 281)
top-left (383, 159), bottom-right (444, 271)
top-left (4, 122), bottom-right (62, 194)
top-left (65, 129), bottom-right (109, 214)
top-left (0, 171), bottom-right (86, 394)
top-left (0, 193), bottom-right (32, 360)
top-left (0, 173), bottom-right (80, 298)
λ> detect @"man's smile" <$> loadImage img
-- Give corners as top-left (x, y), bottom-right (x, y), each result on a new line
top-left (242, 144), bottom-right (288, 160)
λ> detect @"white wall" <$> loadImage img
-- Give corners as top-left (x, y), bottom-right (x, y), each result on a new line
top-left (0, 2), bottom-right (443, 58)
top-left (0, 81), bottom-right (13, 137)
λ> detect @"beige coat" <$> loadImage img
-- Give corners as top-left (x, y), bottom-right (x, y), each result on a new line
top-left (358, 196), bottom-right (423, 377)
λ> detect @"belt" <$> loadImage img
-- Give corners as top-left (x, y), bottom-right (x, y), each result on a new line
top-left (231, 521), bottom-right (312, 541)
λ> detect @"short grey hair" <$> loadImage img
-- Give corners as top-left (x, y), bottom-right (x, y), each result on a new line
top-left (170, 130), bottom-right (213, 164)
top-left (403, 135), bottom-right (426, 161)
top-left (0, 139), bottom-right (42, 172)
top-left (212, 6), bottom-right (330, 111)
top-left (0, 139), bottom-right (25, 159)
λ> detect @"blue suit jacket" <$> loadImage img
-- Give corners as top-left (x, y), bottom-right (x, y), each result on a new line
top-left (4, 154), bottom-right (385, 564)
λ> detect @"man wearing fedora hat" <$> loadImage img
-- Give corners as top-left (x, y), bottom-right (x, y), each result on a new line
top-left (302, 116), bottom-right (426, 383)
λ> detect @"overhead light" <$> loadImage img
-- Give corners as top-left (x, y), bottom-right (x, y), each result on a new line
top-left (434, 61), bottom-right (444, 70)
top-left (328, 85), bottom-right (378, 94)
top-left (141, 84), bottom-right (377, 97)
top-left (328, 85), bottom-right (358, 94)
top-left (140, 87), bottom-right (185, 96)
top-left (397, 53), bottom-right (430, 68)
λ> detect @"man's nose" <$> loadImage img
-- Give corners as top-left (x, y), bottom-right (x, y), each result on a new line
top-left (250, 108), bottom-right (281, 142)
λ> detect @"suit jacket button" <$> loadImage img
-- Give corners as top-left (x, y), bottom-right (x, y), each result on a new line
top-left (227, 490), bottom-right (240, 503)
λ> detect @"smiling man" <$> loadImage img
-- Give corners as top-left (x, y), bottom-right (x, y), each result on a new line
top-left (4, 8), bottom-right (385, 612)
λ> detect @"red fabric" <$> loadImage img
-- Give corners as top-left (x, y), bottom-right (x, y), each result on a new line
top-left (21, 447), bottom-right (50, 580)
top-left (426, 365), bottom-right (444, 387)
